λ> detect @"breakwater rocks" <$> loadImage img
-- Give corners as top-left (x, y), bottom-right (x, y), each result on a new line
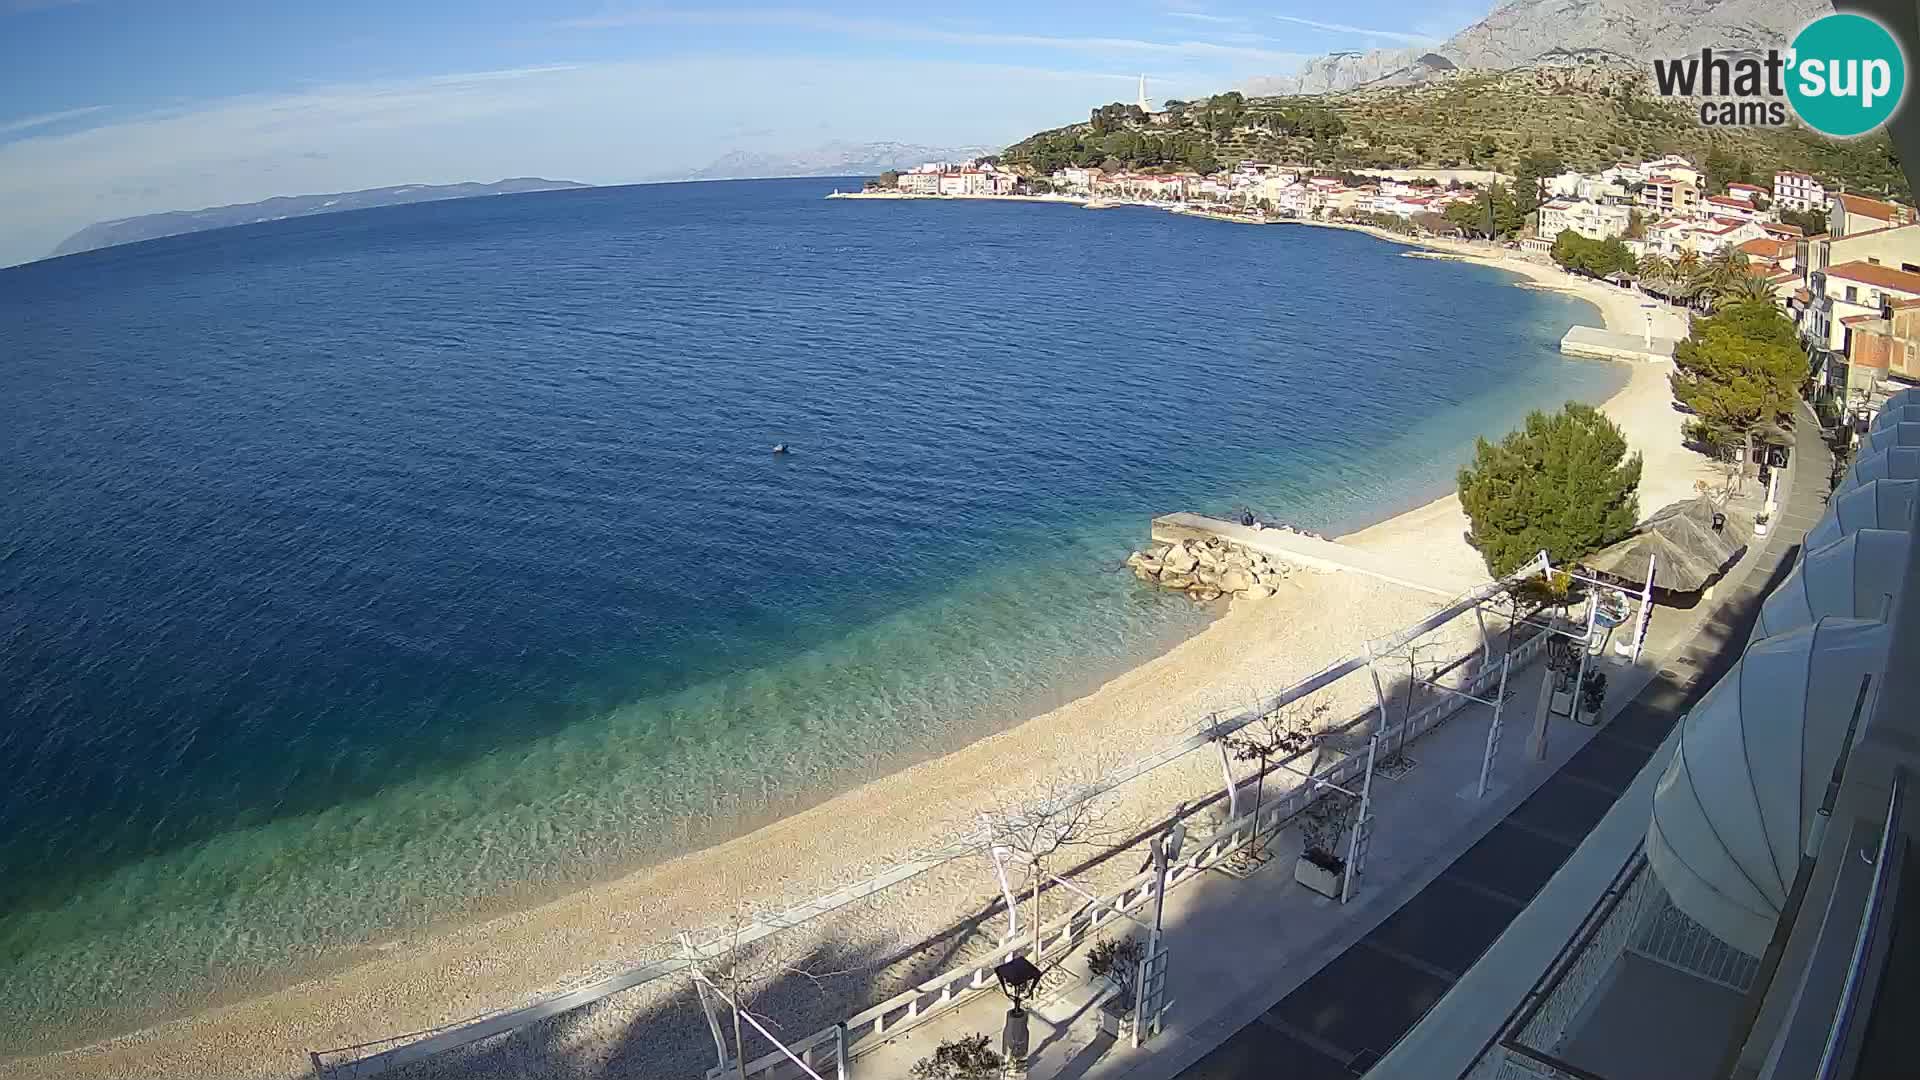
top-left (1125, 536), bottom-right (1298, 602)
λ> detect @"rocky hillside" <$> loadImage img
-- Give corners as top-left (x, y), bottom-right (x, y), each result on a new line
top-left (1441, 0), bottom-right (1827, 70)
top-left (1246, 49), bottom-right (1420, 96)
top-left (1246, 0), bottom-right (1832, 95)
top-left (1002, 66), bottom-right (1908, 200)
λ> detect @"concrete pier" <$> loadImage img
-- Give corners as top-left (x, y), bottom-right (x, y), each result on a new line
top-left (1150, 512), bottom-right (1483, 597)
top-left (1559, 325), bottom-right (1678, 363)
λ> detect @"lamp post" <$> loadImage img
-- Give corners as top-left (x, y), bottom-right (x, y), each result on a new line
top-left (994, 956), bottom-right (1042, 1079)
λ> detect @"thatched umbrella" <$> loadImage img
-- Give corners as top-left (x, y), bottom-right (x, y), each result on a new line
top-left (1585, 497), bottom-right (1752, 593)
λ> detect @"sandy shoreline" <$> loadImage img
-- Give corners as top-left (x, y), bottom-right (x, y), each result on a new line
top-left (4, 220), bottom-right (1707, 1080)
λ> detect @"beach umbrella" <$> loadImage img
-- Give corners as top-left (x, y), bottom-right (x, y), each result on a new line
top-left (1861, 421), bottom-right (1920, 454)
top-left (1836, 446), bottom-right (1920, 494)
top-left (1583, 497), bottom-right (1750, 593)
top-left (1806, 479), bottom-right (1919, 549)
top-left (1752, 529), bottom-right (1911, 640)
top-left (1647, 617), bottom-right (1891, 956)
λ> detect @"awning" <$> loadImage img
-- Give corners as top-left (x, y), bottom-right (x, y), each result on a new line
top-left (1753, 529), bottom-right (1911, 640)
top-left (1807, 479), bottom-right (1920, 549)
top-left (1648, 618), bottom-right (1892, 956)
top-left (1584, 497), bottom-right (1749, 592)
top-left (1837, 446), bottom-right (1920, 493)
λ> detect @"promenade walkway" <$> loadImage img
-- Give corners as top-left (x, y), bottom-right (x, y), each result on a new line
top-left (849, 421), bottom-right (1828, 1080)
top-left (1183, 411), bottom-right (1830, 1080)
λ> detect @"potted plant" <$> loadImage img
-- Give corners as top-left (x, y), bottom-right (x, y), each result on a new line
top-left (1294, 790), bottom-right (1357, 900)
top-left (1754, 511), bottom-right (1771, 537)
top-left (1085, 934), bottom-right (1146, 1039)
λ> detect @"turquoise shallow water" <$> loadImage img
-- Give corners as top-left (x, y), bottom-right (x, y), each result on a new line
top-left (0, 179), bottom-right (1624, 1047)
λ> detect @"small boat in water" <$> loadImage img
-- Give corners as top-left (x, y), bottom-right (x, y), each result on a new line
top-left (772, 443), bottom-right (790, 454)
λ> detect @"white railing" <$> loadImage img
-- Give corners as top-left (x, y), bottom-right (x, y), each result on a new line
top-left (315, 563), bottom-right (1550, 1078)
top-left (715, 630), bottom-right (1548, 1080)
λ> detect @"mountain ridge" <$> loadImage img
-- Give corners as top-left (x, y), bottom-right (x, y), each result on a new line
top-left (49, 178), bottom-right (590, 259)
top-left (1247, 0), bottom-right (1831, 95)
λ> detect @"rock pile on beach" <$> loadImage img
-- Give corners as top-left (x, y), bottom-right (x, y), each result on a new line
top-left (1125, 536), bottom-right (1296, 602)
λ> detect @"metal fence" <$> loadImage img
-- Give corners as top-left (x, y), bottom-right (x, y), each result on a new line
top-left (311, 564), bottom-right (1553, 1078)
top-left (715, 630), bottom-right (1548, 1080)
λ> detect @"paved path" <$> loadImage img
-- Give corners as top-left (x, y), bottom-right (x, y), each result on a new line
top-left (1170, 410), bottom-right (1831, 1080)
top-left (1151, 513), bottom-right (1484, 598)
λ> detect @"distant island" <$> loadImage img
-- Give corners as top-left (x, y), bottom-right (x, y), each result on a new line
top-left (48, 178), bottom-right (591, 259)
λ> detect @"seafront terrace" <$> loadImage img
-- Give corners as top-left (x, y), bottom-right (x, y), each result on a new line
top-left (698, 420), bottom-right (1823, 1080)
top-left (306, 462), bottom-right (1808, 1080)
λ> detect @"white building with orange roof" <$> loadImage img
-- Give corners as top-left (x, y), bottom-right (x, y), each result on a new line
top-left (1772, 170), bottom-right (1826, 212)
top-left (1703, 194), bottom-right (1763, 223)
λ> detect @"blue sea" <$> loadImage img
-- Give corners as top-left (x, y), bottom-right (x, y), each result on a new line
top-left (0, 178), bottom-right (1623, 1048)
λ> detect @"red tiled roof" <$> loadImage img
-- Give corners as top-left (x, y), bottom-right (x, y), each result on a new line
top-left (1843, 314), bottom-right (1880, 325)
top-left (1707, 195), bottom-right (1750, 206)
top-left (1827, 260), bottom-right (1920, 293)
top-left (1739, 238), bottom-right (1793, 259)
top-left (1836, 192), bottom-right (1906, 220)
top-left (1764, 223), bottom-right (1806, 237)
top-left (1794, 288), bottom-right (1813, 303)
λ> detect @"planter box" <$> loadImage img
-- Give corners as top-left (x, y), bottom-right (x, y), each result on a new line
top-left (1097, 996), bottom-right (1137, 1040)
top-left (1294, 855), bottom-right (1346, 900)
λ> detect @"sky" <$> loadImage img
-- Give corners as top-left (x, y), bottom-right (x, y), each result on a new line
top-left (0, 0), bottom-right (1488, 267)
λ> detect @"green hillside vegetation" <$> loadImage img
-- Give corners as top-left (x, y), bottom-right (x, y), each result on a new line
top-left (1001, 66), bottom-right (1908, 200)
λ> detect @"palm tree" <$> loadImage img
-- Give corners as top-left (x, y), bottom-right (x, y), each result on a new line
top-left (1698, 247), bottom-right (1754, 311)
top-left (1671, 250), bottom-right (1706, 309)
top-left (1721, 273), bottom-right (1778, 307)
top-left (1637, 253), bottom-right (1672, 297)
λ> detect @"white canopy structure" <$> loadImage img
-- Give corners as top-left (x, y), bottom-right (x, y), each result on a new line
top-left (1805, 479), bottom-right (1920, 549)
top-left (1648, 618), bottom-right (1892, 956)
top-left (1752, 530), bottom-right (1911, 640)
top-left (1836, 446), bottom-right (1920, 493)
top-left (1863, 421), bottom-right (1920, 454)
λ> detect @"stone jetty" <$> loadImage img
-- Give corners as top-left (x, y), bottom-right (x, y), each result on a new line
top-left (1125, 534), bottom-right (1301, 602)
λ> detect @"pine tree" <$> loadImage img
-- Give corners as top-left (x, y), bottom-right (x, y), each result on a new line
top-left (1669, 300), bottom-right (1806, 461)
top-left (1457, 403), bottom-right (1644, 577)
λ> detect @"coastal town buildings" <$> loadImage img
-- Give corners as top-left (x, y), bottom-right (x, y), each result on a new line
top-left (1793, 222), bottom-right (1920, 413)
top-left (1538, 198), bottom-right (1631, 241)
top-left (1703, 194), bottom-right (1762, 223)
top-left (1642, 216), bottom-right (1766, 258)
top-left (1831, 192), bottom-right (1915, 237)
top-left (1773, 170), bottom-right (1826, 212)
top-left (1637, 173), bottom-right (1701, 218)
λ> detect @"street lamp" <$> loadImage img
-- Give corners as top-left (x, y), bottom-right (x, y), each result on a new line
top-left (994, 956), bottom-right (1043, 1077)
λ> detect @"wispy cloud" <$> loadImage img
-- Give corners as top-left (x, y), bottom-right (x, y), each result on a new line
top-left (0, 105), bottom-right (109, 137)
top-left (555, 8), bottom-right (1308, 65)
top-left (0, 55), bottom-right (1180, 268)
top-left (1164, 10), bottom-right (1241, 25)
top-left (1271, 14), bottom-right (1437, 46)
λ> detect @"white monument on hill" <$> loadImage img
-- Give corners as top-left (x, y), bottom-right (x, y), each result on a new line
top-left (1137, 74), bottom-right (1152, 113)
